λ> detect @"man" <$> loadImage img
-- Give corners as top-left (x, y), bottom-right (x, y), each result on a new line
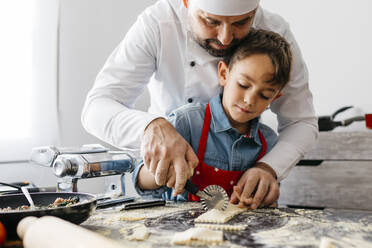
top-left (81, 0), bottom-right (318, 209)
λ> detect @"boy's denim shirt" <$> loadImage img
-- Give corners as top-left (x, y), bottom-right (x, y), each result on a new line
top-left (132, 94), bottom-right (278, 201)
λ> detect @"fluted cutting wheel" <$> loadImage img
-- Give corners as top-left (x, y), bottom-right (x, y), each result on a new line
top-left (201, 185), bottom-right (229, 211)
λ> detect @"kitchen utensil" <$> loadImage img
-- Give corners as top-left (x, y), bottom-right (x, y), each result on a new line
top-left (30, 144), bottom-right (108, 167)
top-left (96, 196), bottom-right (135, 209)
top-left (21, 187), bottom-right (35, 210)
top-left (30, 144), bottom-right (135, 194)
top-left (51, 152), bottom-right (134, 192)
top-left (366, 114), bottom-right (372, 129)
top-left (0, 182), bottom-right (56, 195)
top-left (201, 185), bottom-right (229, 211)
top-left (318, 106), bottom-right (372, 131)
top-left (120, 199), bottom-right (166, 210)
top-left (184, 180), bottom-right (228, 211)
top-left (0, 192), bottom-right (96, 239)
top-left (17, 216), bottom-right (123, 248)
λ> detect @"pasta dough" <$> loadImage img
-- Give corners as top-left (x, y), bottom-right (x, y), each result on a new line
top-left (172, 227), bottom-right (223, 245)
top-left (195, 223), bottom-right (246, 231)
top-left (119, 215), bottom-right (146, 221)
top-left (119, 224), bottom-right (150, 241)
top-left (194, 203), bottom-right (246, 223)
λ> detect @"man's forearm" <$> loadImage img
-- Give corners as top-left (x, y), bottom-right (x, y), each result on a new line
top-left (81, 96), bottom-right (160, 151)
top-left (259, 120), bottom-right (318, 181)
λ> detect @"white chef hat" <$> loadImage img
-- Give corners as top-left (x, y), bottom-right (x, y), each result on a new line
top-left (189, 0), bottom-right (260, 16)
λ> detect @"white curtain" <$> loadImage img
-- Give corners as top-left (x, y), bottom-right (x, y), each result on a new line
top-left (0, 0), bottom-right (60, 162)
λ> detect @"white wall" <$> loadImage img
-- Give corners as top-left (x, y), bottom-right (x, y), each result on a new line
top-left (58, 0), bottom-right (154, 147)
top-left (0, 0), bottom-right (154, 195)
top-left (56, 0), bottom-right (156, 194)
top-left (260, 0), bottom-right (372, 130)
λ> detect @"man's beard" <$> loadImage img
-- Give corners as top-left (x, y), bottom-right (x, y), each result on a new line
top-left (193, 34), bottom-right (241, 57)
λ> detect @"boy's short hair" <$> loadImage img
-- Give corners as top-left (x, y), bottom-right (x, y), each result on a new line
top-left (226, 29), bottom-right (293, 88)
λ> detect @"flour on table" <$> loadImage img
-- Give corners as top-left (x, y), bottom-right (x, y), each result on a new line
top-left (97, 229), bottom-right (112, 236)
top-left (119, 223), bottom-right (150, 241)
top-left (319, 237), bottom-right (336, 248)
top-left (172, 227), bottom-right (223, 245)
top-left (194, 203), bottom-right (246, 223)
top-left (103, 218), bottom-right (116, 225)
top-left (253, 209), bottom-right (372, 248)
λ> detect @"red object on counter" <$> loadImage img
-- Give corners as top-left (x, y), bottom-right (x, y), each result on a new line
top-left (0, 220), bottom-right (6, 246)
top-left (365, 114), bottom-right (372, 129)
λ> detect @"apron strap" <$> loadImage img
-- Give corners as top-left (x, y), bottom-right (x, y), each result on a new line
top-left (196, 103), bottom-right (211, 163)
top-left (256, 128), bottom-right (267, 161)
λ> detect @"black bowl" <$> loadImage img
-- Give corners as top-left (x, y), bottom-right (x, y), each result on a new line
top-left (0, 192), bottom-right (96, 240)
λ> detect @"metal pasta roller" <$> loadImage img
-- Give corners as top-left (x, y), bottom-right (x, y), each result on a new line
top-left (184, 180), bottom-right (229, 211)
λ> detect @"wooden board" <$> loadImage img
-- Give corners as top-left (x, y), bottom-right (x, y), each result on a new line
top-left (283, 131), bottom-right (372, 210)
top-left (303, 132), bottom-right (372, 160)
top-left (279, 161), bottom-right (372, 210)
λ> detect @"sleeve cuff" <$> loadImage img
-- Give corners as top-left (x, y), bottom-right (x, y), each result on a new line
top-left (258, 140), bottom-right (303, 182)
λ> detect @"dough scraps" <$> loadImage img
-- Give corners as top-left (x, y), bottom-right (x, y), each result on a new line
top-left (319, 237), bottom-right (337, 248)
top-left (195, 223), bottom-right (246, 231)
top-left (119, 215), bottom-right (146, 221)
top-left (194, 203), bottom-right (246, 223)
top-left (172, 227), bottom-right (223, 245)
top-left (119, 224), bottom-right (150, 241)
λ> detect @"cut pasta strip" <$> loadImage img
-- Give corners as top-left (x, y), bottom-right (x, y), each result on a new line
top-left (172, 227), bottom-right (223, 245)
top-left (119, 215), bottom-right (146, 221)
top-left (194, 203), bottom-right (246, 223)
top-left (195, 223), bottom-right (246, 231)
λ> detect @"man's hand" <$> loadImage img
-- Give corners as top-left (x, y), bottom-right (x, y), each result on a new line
top-left (141, 118), bottom-right (199, 196)
top-left (230, 162), bottom-right (279, 209)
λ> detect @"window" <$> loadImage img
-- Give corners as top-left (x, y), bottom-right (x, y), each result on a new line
top-left (0, 0), bottom-right (59, 162)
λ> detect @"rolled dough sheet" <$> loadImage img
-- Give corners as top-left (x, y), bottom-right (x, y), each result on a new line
top-left (172, 227), bottom-right (223, 245)
top-left (194, 203), bottom-right (247, 223)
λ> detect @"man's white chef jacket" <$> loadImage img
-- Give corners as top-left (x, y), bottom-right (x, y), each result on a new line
top-left (81, 0), bottom-right (318, 181)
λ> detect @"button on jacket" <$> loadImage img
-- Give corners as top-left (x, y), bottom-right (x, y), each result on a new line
top-left (81, 0), bottom-right (318, 181)
top-left (132, 94), bottom-right (278, 201)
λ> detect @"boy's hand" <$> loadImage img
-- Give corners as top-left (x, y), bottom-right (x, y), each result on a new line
top-left (230, 162), bottom-right (279, 209)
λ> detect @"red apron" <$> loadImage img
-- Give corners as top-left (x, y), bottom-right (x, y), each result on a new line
top-left (188, 103), bottom-right (267, 201)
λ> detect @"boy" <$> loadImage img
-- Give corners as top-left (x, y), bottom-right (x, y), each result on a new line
top-left (132, 29), bottom-right (292, 208)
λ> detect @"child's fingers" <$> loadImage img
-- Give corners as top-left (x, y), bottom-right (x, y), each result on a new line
top-left (230, 192), bottom-right (239, 204)
top-left (269, 201), bottom-right (278, 208)
top-left (251, 179), bottom-right (269, 210)
top-left (234, 186), bottom-right (242, 198)
top-left (261, 181), bottom-right (280, 207)
top-left (235, 186), bottom-right (253, 208)
top-left (230, 186), bottom-right (241, 204)
top-left (240, 175), bottom-right (259, 205)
